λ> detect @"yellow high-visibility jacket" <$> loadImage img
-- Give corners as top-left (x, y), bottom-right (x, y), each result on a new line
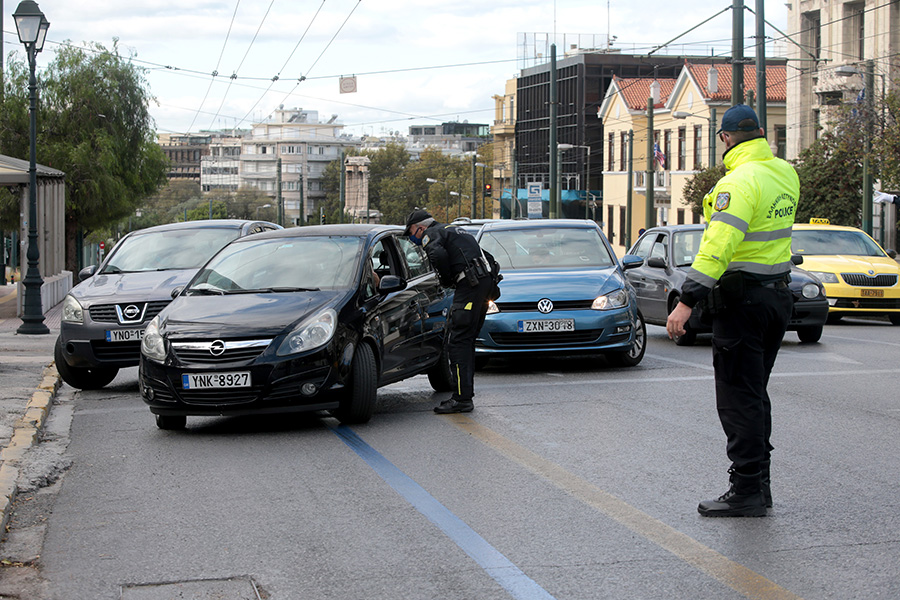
top-left (681, 137), bottom-right (799, 307)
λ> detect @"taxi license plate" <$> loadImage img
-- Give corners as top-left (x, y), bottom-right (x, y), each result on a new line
top-left (861, 289), bottom-right (884, 297)
top-left (106, 328), bottom-right (144, 342)
top-left (517, 319), bottom-right (575, 333)
top-left (182, 372), bottom-right (251, 389)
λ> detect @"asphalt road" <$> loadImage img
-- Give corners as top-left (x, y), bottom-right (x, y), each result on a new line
top-left (5, 317), bottom-right (900, 599)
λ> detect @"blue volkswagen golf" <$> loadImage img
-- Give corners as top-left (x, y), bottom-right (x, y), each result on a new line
top-left (473, 220), bottom-right (646, 368)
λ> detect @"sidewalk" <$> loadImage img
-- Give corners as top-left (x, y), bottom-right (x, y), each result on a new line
top-left (0, 284), bottom-right (63, 532)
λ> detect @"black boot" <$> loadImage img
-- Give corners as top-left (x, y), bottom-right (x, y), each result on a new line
top-left (698, 470), bottom-right (767, 517)
top-left (760, 460), bottom-right (772, 508)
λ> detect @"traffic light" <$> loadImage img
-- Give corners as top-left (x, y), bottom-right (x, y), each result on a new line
top-left (320, 207), bottom-right (326, 224)
top-left (484, 183), bottom-right (493, 197)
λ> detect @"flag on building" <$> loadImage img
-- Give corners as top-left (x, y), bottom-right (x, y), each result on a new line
top-left (654, 143), bottom-right (666, 169)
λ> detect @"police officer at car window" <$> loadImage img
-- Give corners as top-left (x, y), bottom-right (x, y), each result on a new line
top-left (666, 104), bottom-right (799, 517)
top-left (405, 209), bottom-right (499, 414)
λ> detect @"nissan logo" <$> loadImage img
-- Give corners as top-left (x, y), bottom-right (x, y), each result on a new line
top-left (537, 298), bottom-right (554, 314)
top-left (122, 304), bottom-right (141, 319)
top-left (209, 340), bottom-right (226, 356)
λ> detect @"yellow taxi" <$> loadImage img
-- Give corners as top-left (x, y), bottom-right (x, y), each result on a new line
top-left (791, 220), bottom-right (900, 325)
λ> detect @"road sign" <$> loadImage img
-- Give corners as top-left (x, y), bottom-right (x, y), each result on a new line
top-left (527, 183), bottom-right (542, 219)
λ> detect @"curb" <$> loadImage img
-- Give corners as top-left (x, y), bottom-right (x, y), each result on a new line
top-left (0, 362), bottom-right (62, 533)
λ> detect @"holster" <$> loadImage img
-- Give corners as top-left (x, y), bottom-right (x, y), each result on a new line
top-left (701, 271), bottom-right (744, 316)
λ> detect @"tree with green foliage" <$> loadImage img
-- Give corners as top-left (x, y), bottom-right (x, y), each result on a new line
top-left (872, 77), bottom-right (900, 193)
top-left (680, 164), bottom-right (726, 217)
top-left (793, 130), bottom-right (866, 226)
top-left (0, 40), bottom-right (170, 270)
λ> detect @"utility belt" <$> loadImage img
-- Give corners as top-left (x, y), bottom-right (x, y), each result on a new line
top-left (455, 257), bottom-right (491, 286)
top-left (702, 271), bottom-right (790, 315)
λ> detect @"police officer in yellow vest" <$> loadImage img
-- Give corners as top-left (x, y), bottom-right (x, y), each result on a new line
top-left (667, 104), bottom-right (799, 517)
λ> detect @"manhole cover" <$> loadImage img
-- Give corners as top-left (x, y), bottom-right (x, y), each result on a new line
top-left (121, 575), bottom-right (262, 599)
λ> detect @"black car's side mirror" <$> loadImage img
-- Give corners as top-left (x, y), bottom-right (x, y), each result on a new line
top-left (620, 254), bottom-right (644, 270)
top-left (647, 257), bottom-right (667, 269)
top-left (378, 275), bottom-right (406, 294)
top-left (790, 254), bottom-right (804, 265)
top-left (78, 265), bottom-right (97, 281)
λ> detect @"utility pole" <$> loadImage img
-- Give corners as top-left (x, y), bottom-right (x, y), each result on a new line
top-left (645, 97), bottom-right (655, 230)
top-left (732, 0), bottom-right (744, 105)
top-left (626, 130), bottom-right (634, 248)
top-left (339, 151), bottom-right (345, 224)
top-left (276, 157), bottom-right (283, 226)
top-left (471, 155), bottom-right (477, 218)
top-left (862, 59), bottom-right (875, 236)
top-left (755, 0), bottom-right (767, 132)
top-left (549, 43), bottom-right (558, 219)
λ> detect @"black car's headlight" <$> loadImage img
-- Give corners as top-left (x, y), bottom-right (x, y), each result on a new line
top-left (141, 316), bottom-right (166, 363)
top-left (61, 295), bottom-right (84, 324)
top-left (801, 283), bottom-right (821, 299)
top-left (592, 288), bottom-right (629, 310)
top-left (277, 308), bottom-right (337, 356)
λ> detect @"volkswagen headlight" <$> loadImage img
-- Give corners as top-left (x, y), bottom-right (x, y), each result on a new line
top-left (808, 271), bottom-right (838, 284)
top-left (61, 295), bottom-right (84, 324)
top-left (801, 283), bottom-right (821, 299)
top-left (486, 300), bottom-right (499, 315)
top-left (277, 308), bottom-right (337, 356)
top-left (592, 288), bottom-right (629, 310)
top-left (141, 316), bottom-right (166, 362)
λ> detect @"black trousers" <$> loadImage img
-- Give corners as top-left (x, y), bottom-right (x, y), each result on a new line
top-left (711, 284), bottom-right (792, 473)
top-left (448, 275), bottom-right (493, 402)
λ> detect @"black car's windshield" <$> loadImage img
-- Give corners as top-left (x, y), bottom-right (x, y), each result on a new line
top-left (188, 236), bottom-right (363, 294)
top-left (672, 230), bottom-right (705, 267)
top-left (792, 229), bottom-right (886, 257)
top-left (479, 227), bottom-right (614, 270)
top-left (101, 228), bottom-right (242, 273)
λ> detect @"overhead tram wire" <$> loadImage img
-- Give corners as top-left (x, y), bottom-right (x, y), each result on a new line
top-left (183, 0), bottom-right (242, 135)
top-left (250, 0), bottom-right (364, 129)
top-left (207, 0), bottom-right (277, 131)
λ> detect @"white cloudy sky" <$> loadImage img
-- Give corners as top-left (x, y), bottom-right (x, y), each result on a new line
top-left (7, 0), bottom-right (790, 137)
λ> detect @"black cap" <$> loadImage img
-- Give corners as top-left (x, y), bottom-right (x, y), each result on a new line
top-left (716, 104), bottom-right (761, 134)
top-left (404, 209), bottom-right (432, 234)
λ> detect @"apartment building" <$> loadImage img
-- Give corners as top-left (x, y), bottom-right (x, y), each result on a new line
top-left (240, 108), bottom-right (358, 224)
top-left (786, 0), bottom-right (899, 158)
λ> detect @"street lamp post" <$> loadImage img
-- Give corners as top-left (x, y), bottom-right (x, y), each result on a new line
top-left (256, 203), bottom-right (272, 220)
top-left (426, 177), bottom-right (456, 221)
top-left (672, 109), bottom-right (718, 170)
top-left (837, 60), bottom-right (877, 237)
top-left (14, 0), bottom-right (50, 335)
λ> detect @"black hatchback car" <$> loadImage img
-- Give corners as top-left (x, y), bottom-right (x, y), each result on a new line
top-left (56, 220), bottom-right (280, 389)
top-left (626, 224), bottom-right (830, 344)
top-left (139, 224), bottom-right (453, 429)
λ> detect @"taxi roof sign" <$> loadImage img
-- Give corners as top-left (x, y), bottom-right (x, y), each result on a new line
top-left (809, 218), bottom-right (830, 224)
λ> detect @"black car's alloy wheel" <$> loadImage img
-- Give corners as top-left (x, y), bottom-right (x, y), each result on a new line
top-left (333, 342), bottom-right (377, 424)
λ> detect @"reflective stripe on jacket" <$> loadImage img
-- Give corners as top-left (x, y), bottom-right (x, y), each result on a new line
top-left (684, 137), bottom-right (799, 302)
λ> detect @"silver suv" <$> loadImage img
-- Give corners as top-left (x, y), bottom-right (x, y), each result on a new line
top-left (55, 220), bottom-right (280, 389)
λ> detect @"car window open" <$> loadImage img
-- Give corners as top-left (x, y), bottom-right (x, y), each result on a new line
top-left (102, 228), bottom-right (242, 273)
top-left (189, 236), bottom-right (363, 293)
top-left (479, 227), bottom-right (614, 270)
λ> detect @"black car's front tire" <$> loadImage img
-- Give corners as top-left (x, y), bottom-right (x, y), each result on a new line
top-left (889, 314), bottom-right (900, 326)
top-left (54, 337), bottom-right (119, 390)
top-left (333, 342), bottom-right (377, 424)
top-left (607, 311), bottom-right (647, 367)
top-left (796, 325), bottom-right (823, 343)
top-left (426, 342), bottom-right (454, 392)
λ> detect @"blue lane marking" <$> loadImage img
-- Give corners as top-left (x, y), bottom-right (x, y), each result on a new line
top-left (330, 424), bottom-right (556, 600)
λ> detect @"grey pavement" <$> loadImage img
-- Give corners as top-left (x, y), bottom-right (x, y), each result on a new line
top-left (0, 283), bottom-right (63, 533)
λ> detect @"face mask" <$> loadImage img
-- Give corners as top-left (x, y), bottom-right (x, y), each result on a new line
top-left (409, 230), bottom-right (423, 246)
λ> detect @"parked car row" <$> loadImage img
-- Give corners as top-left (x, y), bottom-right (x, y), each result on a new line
top-left (54, 216), bottom-right (897, 430)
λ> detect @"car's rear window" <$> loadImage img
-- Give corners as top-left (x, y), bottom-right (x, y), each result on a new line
top-left (479, 227), bottom-right (614, 270)
top-left (191, 236), bottom-right (363, 292)
top-left (792, 229), bottom-right (886, 257)
top-left (102, 228), bottom-right (242, 273)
